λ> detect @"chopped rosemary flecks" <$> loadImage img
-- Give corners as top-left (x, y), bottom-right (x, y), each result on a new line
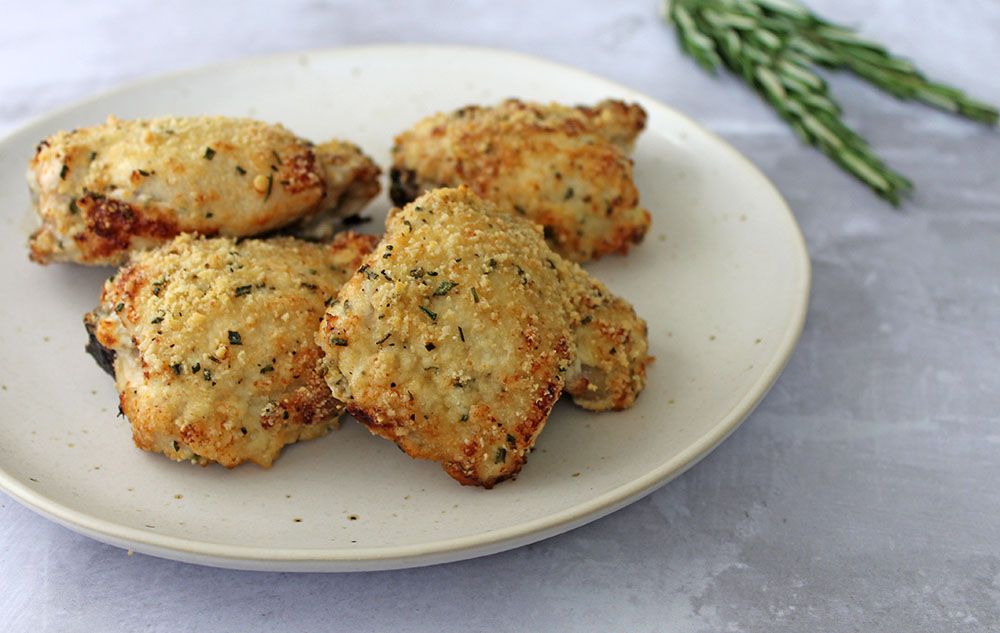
top-left (137, 169), bottom-right (151, 177)
top-left (376, 332), bottom-right (392, 345)
top-left (235, 165), bottom-right (246, 175)
top-left (494, 447), bottom-right (507, 464)
top-left (60, 164), bottom-right (69, 180)
top-left (191, 363), bottom-right (201, 373)
top-left (458, 326), bottom-right (465, 342)
top-left (89, 151), bottom-right (97, 161)
top-left (228, 330), bottom-right (242, 345)
top-left (581, 315), bottom-right (593, 325)
top-left (68, 198), bottom-right (80, 215)
top-left (272, 150), bottom-right (281, 164)
top-left (260, 365), bottom-right (274, 374)
top-left (114, 302), bottom-right (124, 312)
top-left (433, 281), bottom-right (458, 296)
top-left (564, 187), bottom-right (575, 200)
top-left (419, 306), bottom-right (437, 321)
top-left (332, 337), bottom-right (349, 347)
top-left (359, 264), bottom-right (379, 281)
top-left (264, 174), bottom-right (273, 200)
top-left (150, 315), bottom-right (164, 324)
top-left (409, 267), bottom-right (425, 279)
top-left (460, 413), bottom-right (469, 422)
top-left (202, 369), bottom-right (213, 381)
top-left (300, 282), bottom-right (318, 290)
top-left (234, 285), bottom-right (253, 297)
top-left (471, 287), bottom-right (480, 303)
top-left (171, 363), bottom-right (182, 375)
top-left (506, 434), bottom-right (517, 448)
top-left (424, 342), bottom-right (436, 351)
top-left (203, 147), bottom-right (216, 160)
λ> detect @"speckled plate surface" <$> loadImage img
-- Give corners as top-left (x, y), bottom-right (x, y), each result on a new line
top-left (0, 45), bottom-right (809, 572)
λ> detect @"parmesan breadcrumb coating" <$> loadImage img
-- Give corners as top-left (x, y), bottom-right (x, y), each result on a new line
top-left (317, 187), bottom-right (650, 487)
top-left (390, 99), bottom-right (651, 262)
top-left (85, 231), bottom-right (377, 468)
top-left (29, 116), bottom-right (380, 265)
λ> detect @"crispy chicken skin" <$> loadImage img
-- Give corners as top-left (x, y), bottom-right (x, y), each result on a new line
top-left (85, 231), bottom-right (377, 468)
top-left (565, 270), bottom-right (652, 412)
top-left (317, 188), bottom-right (650, 487)
top-left (29, 116), bottom-right (381, 265)
top-left (389, 99), bottom-right (651, 262)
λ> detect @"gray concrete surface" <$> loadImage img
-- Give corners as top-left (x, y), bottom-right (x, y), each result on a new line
top-left (1, 1), bottom-right (998, 631)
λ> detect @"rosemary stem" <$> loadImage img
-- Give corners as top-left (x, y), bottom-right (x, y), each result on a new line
top-left (666, 0), bottom-right (998, 205)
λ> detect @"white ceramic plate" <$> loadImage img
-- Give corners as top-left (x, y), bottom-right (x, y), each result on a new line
top-left (0, 45), bottom-right (809, 572)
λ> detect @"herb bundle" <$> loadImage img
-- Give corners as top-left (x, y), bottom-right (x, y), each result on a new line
top-left (665, 0), bottom-right (998, 205)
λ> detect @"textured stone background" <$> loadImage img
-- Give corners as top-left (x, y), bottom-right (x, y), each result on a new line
top-left (2, 1), bottom-right (998, 631)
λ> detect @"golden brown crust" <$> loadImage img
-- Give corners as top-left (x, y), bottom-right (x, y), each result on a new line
top-left (286, 140), bottom-right (385, 240)
top-left (390, 99), bottom-right (651, 262)
top-left (317, 187), bottom-right (651, 487)
top-left (315, 140), bottom-right (382, 216)
top-left (565, 282), bottom-right (652, 411)
top-left (87, 231), bottom-right (377, 468)
top-left (28, 116), bottom-right (381, 265)
top-left (60, 194), bottom-right (187, 262)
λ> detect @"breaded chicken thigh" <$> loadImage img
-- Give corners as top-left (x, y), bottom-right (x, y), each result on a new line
top-left (317, 187), bottom-right (649, 487)
top-left (85, 231), bottom-right (377, 467)
top-left (29, 116), bottom-right (380, 265)
top-left (390, 99), bottom-right (651, 262)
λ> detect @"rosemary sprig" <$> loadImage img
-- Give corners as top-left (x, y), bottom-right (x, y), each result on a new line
top-left (666, 0), bottom-right (998, 205)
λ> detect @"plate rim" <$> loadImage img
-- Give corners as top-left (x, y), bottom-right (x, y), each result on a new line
top-left (0, 43), bottom-right (811, 571)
